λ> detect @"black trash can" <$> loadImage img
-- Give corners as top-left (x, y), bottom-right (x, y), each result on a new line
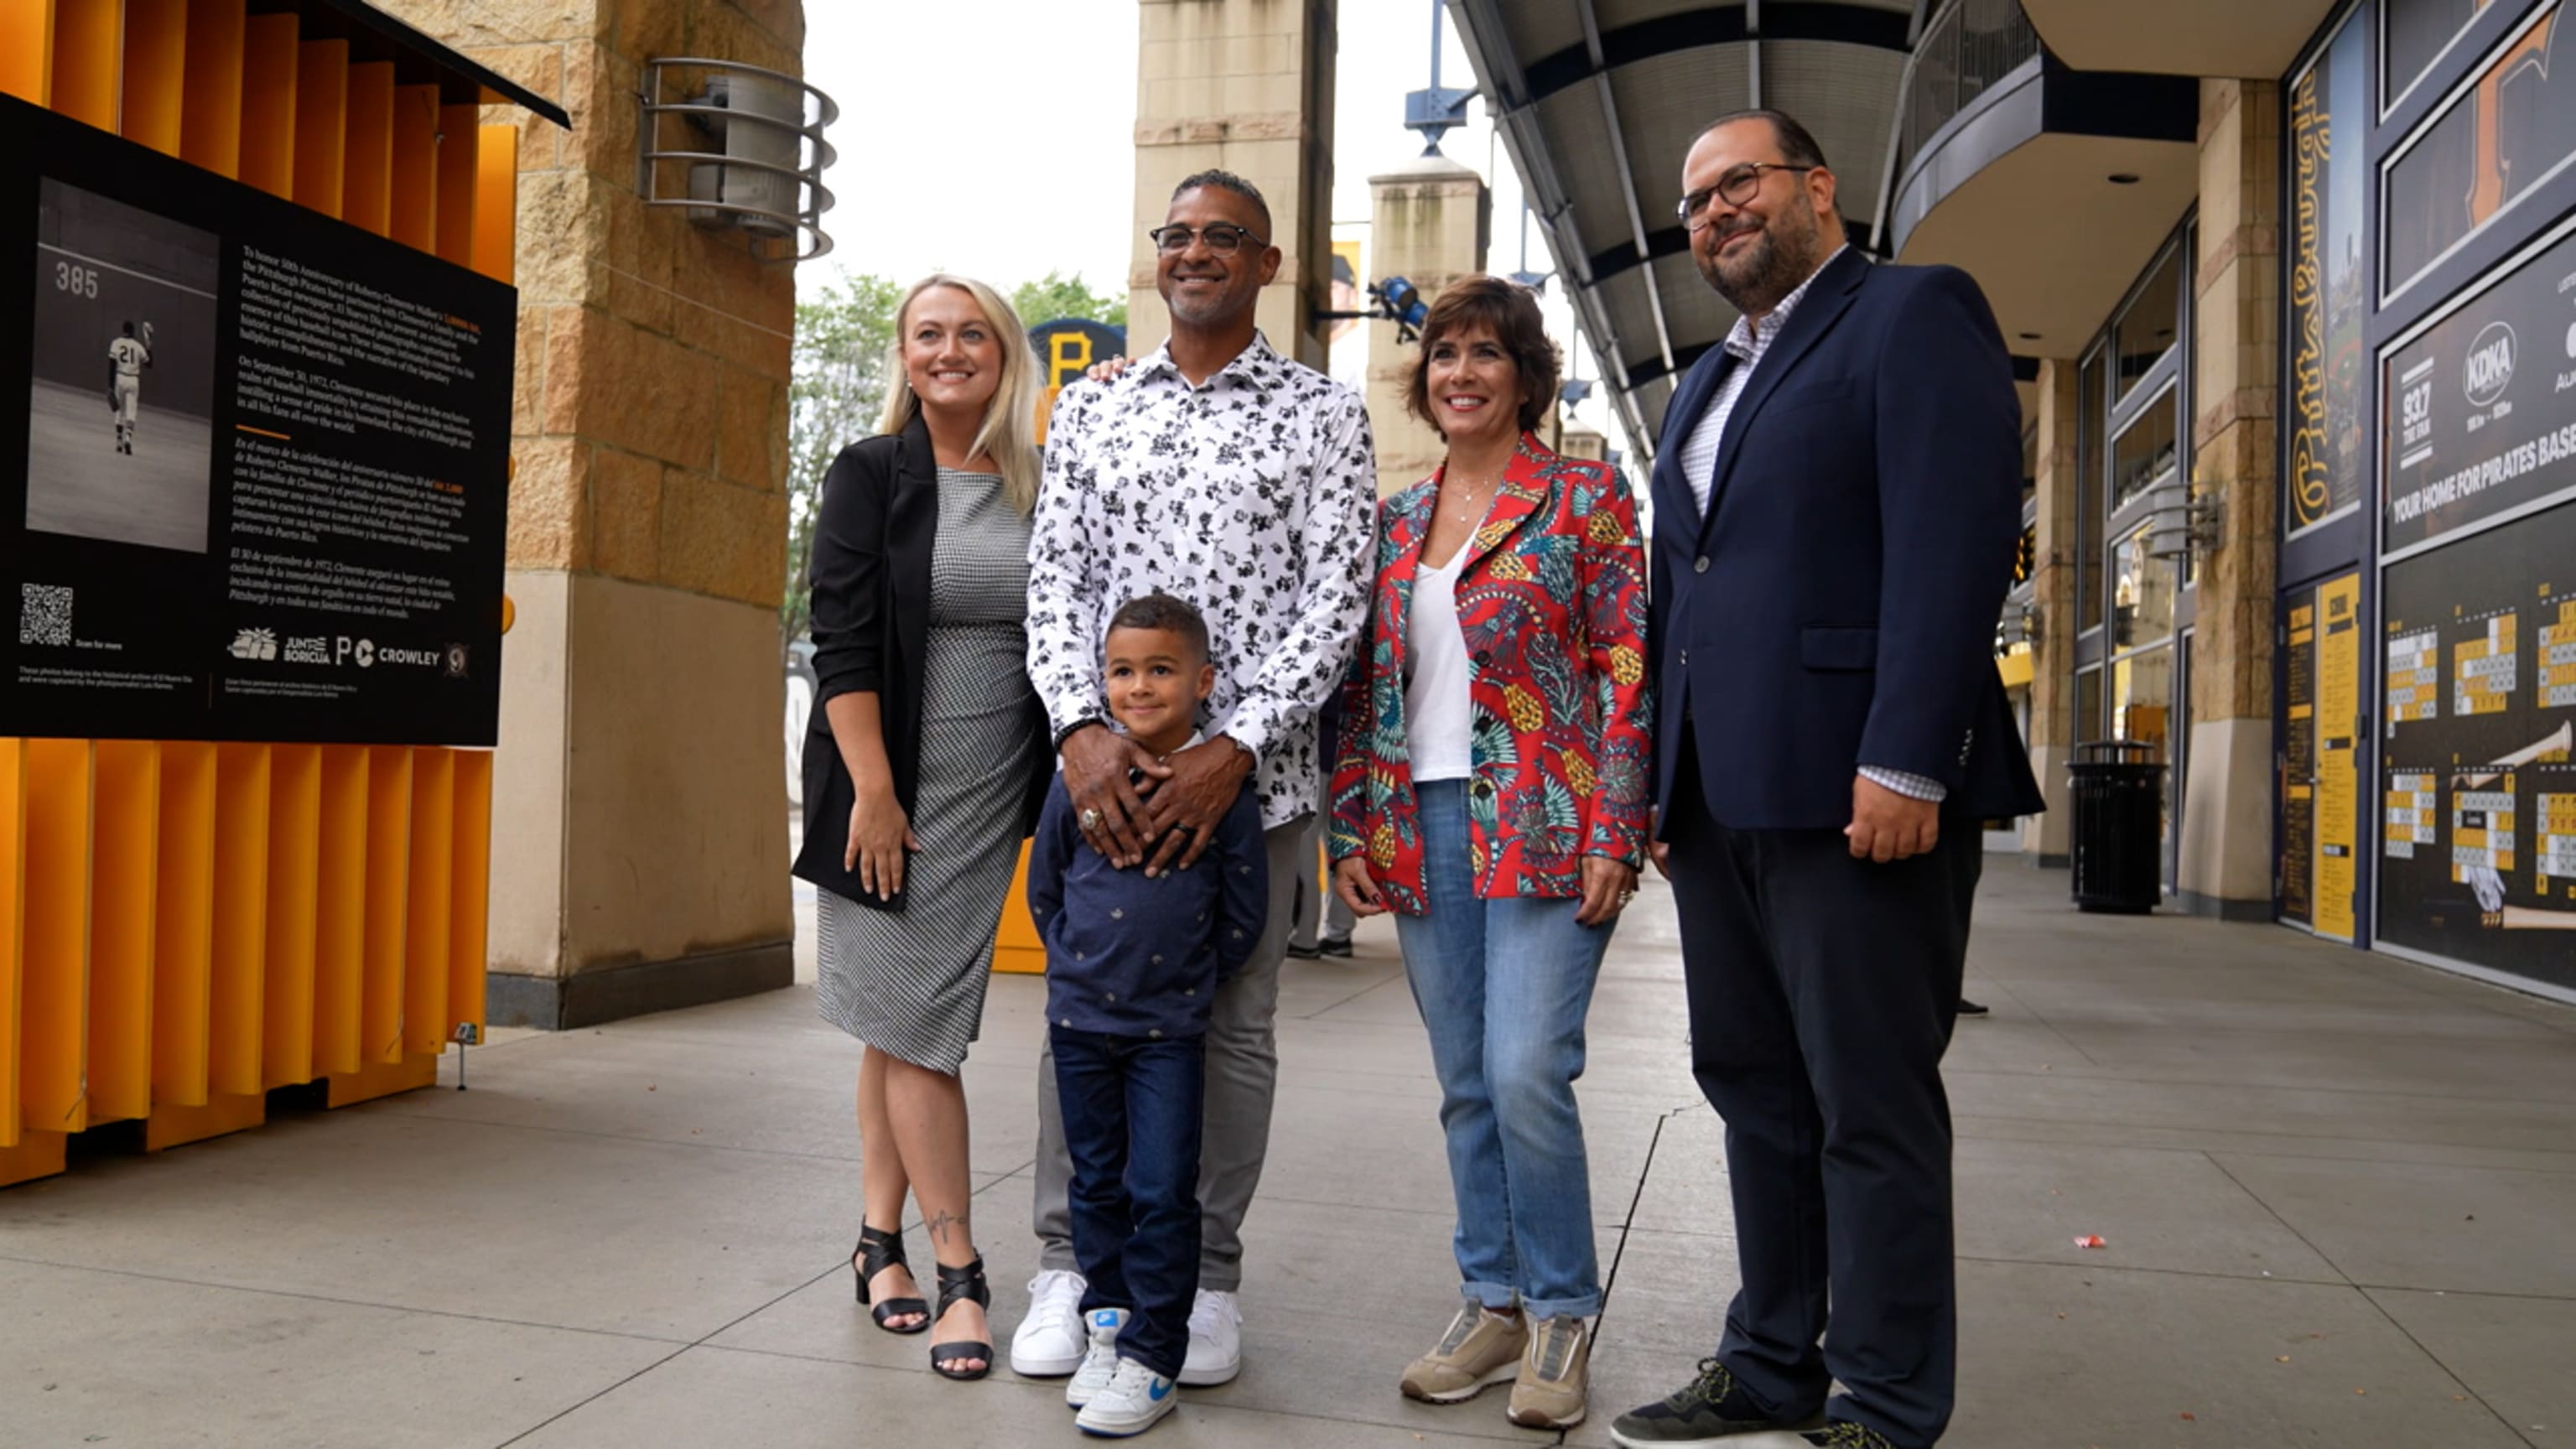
top-left (2068, 740), bottom-right (2165, 913)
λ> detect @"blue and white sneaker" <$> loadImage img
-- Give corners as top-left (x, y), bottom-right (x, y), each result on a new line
top-left (1075, 1357), bottom-right (1180, 1436)
top-left (1064, 1307), bottom-right (1128, 1409)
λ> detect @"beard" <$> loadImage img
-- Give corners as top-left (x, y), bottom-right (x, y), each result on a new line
top-left (1163, 271), bottom-right (1251, 330)
top-left (1696, 210), bottom-right (1823, 316)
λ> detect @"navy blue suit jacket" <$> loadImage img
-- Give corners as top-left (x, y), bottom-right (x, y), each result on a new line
top-left (1648, 247), bottom-right (2046, 832)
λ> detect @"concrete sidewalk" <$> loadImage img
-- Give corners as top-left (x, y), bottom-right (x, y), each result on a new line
top-left (3, 865), bottom-right (2571, 1448)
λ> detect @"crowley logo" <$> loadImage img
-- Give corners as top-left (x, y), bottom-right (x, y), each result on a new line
top-left (2464, 320), bottom-right (2516, 406)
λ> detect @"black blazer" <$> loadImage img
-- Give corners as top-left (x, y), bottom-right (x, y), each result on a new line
top-left (1646, 247), bottom-right (2047, 830)
top-left (791, 412), bottom-right (1052, 910)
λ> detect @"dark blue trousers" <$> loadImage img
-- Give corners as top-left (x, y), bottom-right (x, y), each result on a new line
top-left (1662, 741), bottom-right (1980, 1449)
top-left (1052, 1025), bottom-right (1207, 1382)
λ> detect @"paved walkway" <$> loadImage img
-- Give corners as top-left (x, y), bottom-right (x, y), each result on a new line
top-left (3, 865), bottom-right (2572, 1448)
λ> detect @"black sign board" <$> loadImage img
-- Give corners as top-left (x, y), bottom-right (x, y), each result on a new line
top-left (1, 96), bottom-right (511, 745)
top-left (2381, 222), bottom-right (2576, 556)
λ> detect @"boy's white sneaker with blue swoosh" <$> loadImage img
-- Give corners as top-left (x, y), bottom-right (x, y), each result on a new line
top-left (1064, 1309), bottom-right (1129, 1410)
top-left (1075, 1357), bottom-right (1180, 1437)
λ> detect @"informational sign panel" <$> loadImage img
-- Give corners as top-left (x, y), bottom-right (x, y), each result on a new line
top-left (2282, 597), bottom-right (2317, 929)
top-left (2377, 499), bottom-right (2576, 992)
top-left (1, 97), bottom-right (512, 745)
top-left (2283, 572), bottom-right (2363, 937)
top-left (2381, 222), bottom-right (2576, 557)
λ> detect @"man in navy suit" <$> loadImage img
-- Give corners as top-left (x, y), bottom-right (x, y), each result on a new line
top-left (1607, 111), bottom-right (2044, 1449)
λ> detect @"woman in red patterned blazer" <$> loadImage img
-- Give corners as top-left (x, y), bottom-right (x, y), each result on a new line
top-left (1327, 276), bottom-right (1651, 1431)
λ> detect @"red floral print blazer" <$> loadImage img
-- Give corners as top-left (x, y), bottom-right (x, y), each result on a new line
top-left (1327, 434), bottom-right (1652, 913)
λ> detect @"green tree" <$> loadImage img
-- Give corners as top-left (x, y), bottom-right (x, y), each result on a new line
top-left (782, 273), bottom-right (901, 642)
top-left (1010, 270), bottom-right (1127, 330)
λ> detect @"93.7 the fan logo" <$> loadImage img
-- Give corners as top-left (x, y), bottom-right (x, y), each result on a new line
top-left (53, 260), bottom-right (100, 299)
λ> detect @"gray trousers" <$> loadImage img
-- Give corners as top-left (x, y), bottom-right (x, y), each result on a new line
top-left (1288, 815), bottom-right (1355, 948)
top-left (1034, 814), bottom-right (1309, 1291)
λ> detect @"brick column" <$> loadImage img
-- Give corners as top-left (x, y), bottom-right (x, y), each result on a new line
top-left (2179, 78), bottom-right (2281, 918)
top-left (1365, 153), bottom-right (1489, 494)
top-left (2023, 357), bottom-right (2081, 865)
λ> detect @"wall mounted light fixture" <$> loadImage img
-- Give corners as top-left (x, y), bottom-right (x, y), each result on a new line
top-left (637, 58), bottom-right (837, 262)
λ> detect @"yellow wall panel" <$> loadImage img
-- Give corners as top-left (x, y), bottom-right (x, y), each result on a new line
top-left (471, 122), bottom-right (516, 284)
top-left (402, 750), bottom-right (454, 1056)
top-left (290, 38), bottom-right (345, 218)
top-left (3, 0), bottom-right (57, 104)
top-left (207, 744), bottom-right (268, 1098)
top-left (1, 1131), bottom-right (66, 1190)
top-left (994, 844), bottom-right (1042, 973)
top-left (310, 746), bottom-right (367, 1077)
top-left (391, 82), bottom-right (437, 254)
top-left (23, 740), bottom-right (95, 1137)
top-left (434, 104), bottom-right (478, 268)
top-left (151, 740), bottom-right (215, 1108)
top-left (261, 744), bottom-right (319, 1090)
top-left (0, 740), bottom-right (28, 1148)
top-left (118, 0), bottom-right (183, 155)
top-left (86, 740), bottom-right (158, 1124)
top-left (49, 0), bottom-right (121, 132)
top-left (448, 750), bottom-right (491, 1035)
top-left (341, 60), bottom-right (392, 237)
top-left (178, 0), bottom-right (242, 178)
top-left (236, 11), bottom-right (294, 199)
top-left (361, 747), bottom-right (412, 1064)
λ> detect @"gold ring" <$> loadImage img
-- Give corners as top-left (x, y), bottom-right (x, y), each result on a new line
top-left (1080, 808), bottom-right (1102, 832)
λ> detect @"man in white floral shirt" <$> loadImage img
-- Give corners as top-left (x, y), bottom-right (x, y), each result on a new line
top-left (1015, 170), bottom-right (1377, 1388)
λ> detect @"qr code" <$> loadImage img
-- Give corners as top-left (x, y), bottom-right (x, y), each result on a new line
top-left (20, 583), bottom-right (73, 646)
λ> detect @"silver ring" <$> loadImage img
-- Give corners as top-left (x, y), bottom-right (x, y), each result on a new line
top-left (1618, 890), bottom-right (1637, 906)
top-left (1080, 808), bottom-right (1102, 832)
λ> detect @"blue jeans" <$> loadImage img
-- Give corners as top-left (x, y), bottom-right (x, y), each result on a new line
top-left (1052, 1025), bottom-right (1207, 1380)
top-left (1393, 779), bottom-right (1612, 1320)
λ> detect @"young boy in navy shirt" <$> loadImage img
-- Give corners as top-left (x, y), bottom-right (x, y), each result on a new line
top-left (1028, 593), bottom-right (1268, 1438)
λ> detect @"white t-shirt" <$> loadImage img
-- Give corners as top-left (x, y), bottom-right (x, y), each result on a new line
top-left (1404, 551), bottom-right (1474, 782)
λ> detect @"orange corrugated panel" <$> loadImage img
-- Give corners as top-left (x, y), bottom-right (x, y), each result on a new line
top-left (49, 0), bottom-right (119, 131)
top-left (85, 740), bottom-right (158, 1124)
top-left (0, 739), bottom-right (28, 1148)
top-left (119, 0), bottom-right (184, 155)
top-left (402, 750), bottom-right (454, 1056)
top-left (206, 744), bottom-right (269, 1098)
top-left (310, 745), bottom-right (366, 1077)
top-left (390, 82), bottom-right (436, 253)
top-left (236, 12), bottom-right (294, 199)
top-left (447, 750), bottom-right (491, 1036)
top-left (290, 39), bottom-right (345, 217)
top-left (471, 122), bottom-right (516, 284)
top-left (262, 744), bottom-right (319, 1090)
top-left (178, 0), bottom-right (243, 178)
top-left (342, 60), bottom-right (391, 236)
top-left (361, 746), bottom-right (412, 1064)
top-left (434, 105), bottom-right (478, 268)
top-left (152, 740), bottom-right (216, 1108)
top-left (2, 0), bottom-right (56, 105)
top-left (22, 740), bottom-right (95, 1137)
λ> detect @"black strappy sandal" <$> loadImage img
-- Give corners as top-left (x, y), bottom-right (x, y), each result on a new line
top-left (853, 1225), bottom-right (929, 1335)
top-left (928, 1254), bottom-right (995, 1381)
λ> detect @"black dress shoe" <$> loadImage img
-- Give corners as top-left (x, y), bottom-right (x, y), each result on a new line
top-left (1955, 997), bottom-right (1990, 1016)
top-left (1285, 943), bottom-right (1321, 959)
top-left (1318, 936), bottom-right (1353, 958)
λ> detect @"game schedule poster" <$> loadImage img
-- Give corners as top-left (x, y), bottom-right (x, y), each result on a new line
top-left (2376, 499), bottom-right (2576, 992)
top-left (0, 96), bottom-right (511, 746)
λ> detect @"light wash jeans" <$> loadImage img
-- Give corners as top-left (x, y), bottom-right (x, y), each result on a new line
top-left (1393, 779), bottom-right (1612, 1320)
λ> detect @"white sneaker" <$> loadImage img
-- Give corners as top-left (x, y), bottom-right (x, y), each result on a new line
top-left (1011, 1270), bottom-right (1088, 1378)
top-left (1065, 1307), bottom-right (1128, 1409)
top-left (1179, 1289), bottom-right (1242, 1386)
top-left (1075, 1357), bottom-right (1180, 1437)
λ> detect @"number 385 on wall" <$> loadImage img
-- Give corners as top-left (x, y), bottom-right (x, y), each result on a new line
top-left (54, 260), bottom-right (99, 298)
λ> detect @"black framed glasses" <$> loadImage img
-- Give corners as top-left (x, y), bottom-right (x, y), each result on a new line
top-left (1676, 163), bottom-right (1816, 229)
top-left (1148, 223), bottom-right (1269, 256)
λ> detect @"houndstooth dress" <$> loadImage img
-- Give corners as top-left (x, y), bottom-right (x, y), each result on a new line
top-left (817, 466), bottom-right (1042, 1073)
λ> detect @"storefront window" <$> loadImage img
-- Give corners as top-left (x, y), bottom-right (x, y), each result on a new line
top-left (2287, 11), bottom-right (2371, 532)
top-left (2110, 387), bottom-right (2178, 513)
top-left (2109, 524), bottom-right (2178, 652)
top-left (2384, 0), bottom-right (2487, 105)
top-left (2076, 664), bottom-right (2104, 744)
top-left (2384, 0), bottom-right (2576, 295)
top-left (2112, 245), bottom-right (2182, 401)
top-left (2110, 644), bottom-right (2174, 758)
top-left (2077, 352), bottom-right (2106, 634)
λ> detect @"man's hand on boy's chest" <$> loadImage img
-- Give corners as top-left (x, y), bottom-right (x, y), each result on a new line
top-left (1135, 737), bottom-right (1254, 875)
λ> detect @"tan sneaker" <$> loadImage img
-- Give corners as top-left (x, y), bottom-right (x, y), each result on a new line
top-left (1507, 1314), bottom-right (1589, 1429)
top-left (1399, 1304), bottom-right (1526, 1403)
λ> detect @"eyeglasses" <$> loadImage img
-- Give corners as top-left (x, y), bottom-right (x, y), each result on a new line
top-left (1676, 163), bottom-right (1817, 229)
top-left (1148, 223), bottom-right (1269, 256)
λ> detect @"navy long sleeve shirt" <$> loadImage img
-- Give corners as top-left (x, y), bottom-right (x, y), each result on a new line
top-left (1026, 774), bottom-right (1269, 1039)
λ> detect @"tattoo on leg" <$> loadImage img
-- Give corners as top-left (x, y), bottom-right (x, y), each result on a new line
top-left (924, 1209), bottom-right (968, 1247)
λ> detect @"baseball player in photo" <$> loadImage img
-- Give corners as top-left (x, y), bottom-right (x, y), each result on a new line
top-left (106, 319), bottom-right (153, 454)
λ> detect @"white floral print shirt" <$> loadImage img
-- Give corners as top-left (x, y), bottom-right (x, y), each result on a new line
top-left (1026, 332), bottom-right (1378, 828)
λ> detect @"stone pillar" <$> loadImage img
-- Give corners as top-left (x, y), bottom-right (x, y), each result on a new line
top-left (1365, 153), bottom-right (1490, 493)
top-left (383, 0), bottom-right (800, 1024)
top-left (2179, 78), bottom-right (2281, 918)
top-left (1129, 0), bottom-right (1340, 369)
top-left (2023, 357), bottom-right (2081, 866)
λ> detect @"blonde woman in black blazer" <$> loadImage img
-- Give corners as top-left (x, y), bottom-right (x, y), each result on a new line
top-left (791, 273), bottom-right (1050, 1381)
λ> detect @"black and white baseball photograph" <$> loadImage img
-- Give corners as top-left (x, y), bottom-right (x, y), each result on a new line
top-left (23, 177), bottom-right (221, 554)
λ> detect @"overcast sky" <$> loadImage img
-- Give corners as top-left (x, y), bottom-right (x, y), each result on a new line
top-left (797, 1), bottom-right (1626, 449)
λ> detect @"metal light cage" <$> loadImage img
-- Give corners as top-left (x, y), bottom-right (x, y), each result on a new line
top-left (637, 58), bottom-right (838, 262)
